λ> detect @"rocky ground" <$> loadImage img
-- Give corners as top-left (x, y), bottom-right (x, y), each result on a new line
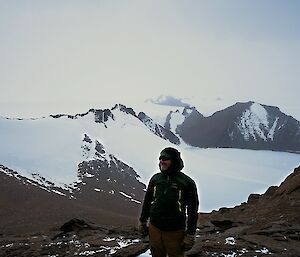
top-left (188, 165), bottom-right (300, 257)
top-left (0, 219), bottom-right (148, 257)
top-left (1, 166), bottom-right (299, 257)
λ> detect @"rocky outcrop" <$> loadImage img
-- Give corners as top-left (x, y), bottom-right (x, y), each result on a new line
top-left (188, 165), bottom-right (300, 256)
top-left (0, 219), bottom-right (148, 257)
top-left (138, 112), bottom-right (180, 144)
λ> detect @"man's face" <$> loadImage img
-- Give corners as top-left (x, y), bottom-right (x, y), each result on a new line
top-left (159, 156), bottom-right (172, 172)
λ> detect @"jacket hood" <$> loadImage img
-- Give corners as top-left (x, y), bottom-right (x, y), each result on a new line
top-left (160, 147), bottom-right (184, 171)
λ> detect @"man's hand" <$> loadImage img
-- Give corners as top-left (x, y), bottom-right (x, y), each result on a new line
top-left (183, 234), bottom-right (195, 251)
top-left (138, 221), bottom-right (148, 237)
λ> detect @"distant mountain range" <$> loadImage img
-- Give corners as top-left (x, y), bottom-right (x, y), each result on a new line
top-left (0, 100), bottom-right (300, 233)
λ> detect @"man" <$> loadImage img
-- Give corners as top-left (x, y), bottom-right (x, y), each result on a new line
top-left (139, 147), bottom-right (199, 257)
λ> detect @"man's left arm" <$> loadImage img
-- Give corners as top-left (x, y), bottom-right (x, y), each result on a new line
top-left (183, 180), bottom-right (199, 251)
top-left (186, 180), bottom-right (199, 235)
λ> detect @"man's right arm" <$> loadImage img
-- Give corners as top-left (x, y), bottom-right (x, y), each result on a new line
top-left (139, 178), bottom-right (154, 223)
top-left (139, 178), bottom-right (154, 237)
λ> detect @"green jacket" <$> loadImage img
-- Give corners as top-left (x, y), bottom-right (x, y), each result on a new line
top-left (140, 170), bottom-right (199, 234)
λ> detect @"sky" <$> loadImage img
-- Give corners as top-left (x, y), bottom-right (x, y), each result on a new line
top-left (1, 1), bottom-right (300, 119)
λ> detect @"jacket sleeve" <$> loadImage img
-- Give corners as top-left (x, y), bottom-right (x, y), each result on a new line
top-left (186, 179), bottom-right (199, 234)
top-left (139, 177), bottom-right (154, 223)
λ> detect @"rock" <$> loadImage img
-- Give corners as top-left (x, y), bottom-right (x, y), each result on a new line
top-left (60, 218), bottom-right (94, 232)
top-left (275, 166), bottom-right (300, 195)
top-left (194, 166), bottom-right (300, 257)
top-left (247, 193), bottom-right (261, 203)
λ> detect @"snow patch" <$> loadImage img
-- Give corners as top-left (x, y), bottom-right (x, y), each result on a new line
top-left (103, 237), bottom-right (115, 242)
top-left (255, 247), bottom-right (271, 254)
top-left (51, 190), bottom-right (66, 196)
top-left (119, 191), bottom-right (132, 198)
top-left (225, 237), bottom-right (236, 245)
top-left (267, 117), bottom-right (279, 140)
top-left (169, 110), bottom-right (185, 133)
top-left (85, 173), bottom-right (94, 178)
top-left (119, 191), bottom-right (141, 204)
top-left (238, 102), bottom-right (279, 142)
top-left (220, 253), bottom-right (237, 257)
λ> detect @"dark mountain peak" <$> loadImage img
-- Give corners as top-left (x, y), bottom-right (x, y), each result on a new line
top-left (49, 104), bottom-right (136, 122)
top-left (138, 111), bottom-right (180, 144)
top-left (89, 109), bottom-right (114, 124)
top-left (95, 140), bottom-right (105, 155)
top-left (164, 106), bottom-right (202, 132)
top-left (111, 104), bottom-right (137, 116)
top-left (182, 105), bottom-right (199, 116)
top-left (210, 101), bottom-right (254, 117)
top-left (212, 101), bottom-right (285, 118)
top-left (228, 101), bottom-right (283, 117)
top-left (50, 114), bottom-right (66, 119)
top-left (41, 103), bottom-right (181, 145)
top-left (50, 106), bottom-right (126, 123)
top-left (83, 133), bottom-right (92, 144)
top-left (87, 104), bottom-right (138, 125)
top-left (235, 100), bottom-right (254, 105)
top-left (183, 105), bottom-right (203, 119)
top-left (50, 110), bottom-right (91, 120)
top-left (176, 101), bottom-right (300, 152)
top-left (75, 138), bottom-right (146, 216)
top-left (137, 111), bottom-right (148, 120)
top-left (261, 103), bottom-right (281, 112)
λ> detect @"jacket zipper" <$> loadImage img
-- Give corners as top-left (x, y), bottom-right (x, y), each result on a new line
top-left (178, 190), bottom-right (182, 212)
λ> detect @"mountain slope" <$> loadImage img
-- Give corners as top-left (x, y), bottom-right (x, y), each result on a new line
top-left (0, 140), bottom-right (146, 234)
top-left (192, 165), bottom-right (300, 257)
top-left (0, 104), bottom-right (173, 233)
top-left (171, 101), bottom-right (300, 152)
top-left (0, 104), bottom-right (178, 187)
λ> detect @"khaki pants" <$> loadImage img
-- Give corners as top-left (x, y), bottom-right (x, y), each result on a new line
top-left (149, 223), bottom-right (185, 257)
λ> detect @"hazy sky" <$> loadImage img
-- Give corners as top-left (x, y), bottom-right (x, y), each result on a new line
top-left (1, 1), bottom-right (300, 119)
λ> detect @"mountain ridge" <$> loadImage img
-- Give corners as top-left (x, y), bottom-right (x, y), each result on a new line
top-left (166, 101), bottom-right (300, 152)
top-left (1, 100), bottom-right (300, 215)
top-left (4, 100), bottom-right (299, 153)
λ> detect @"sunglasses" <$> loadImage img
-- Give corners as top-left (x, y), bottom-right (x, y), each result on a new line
top-left (159, 156), bottom-right (171, 161)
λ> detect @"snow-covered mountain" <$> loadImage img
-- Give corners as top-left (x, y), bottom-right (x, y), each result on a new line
top-left (0, 104), bottom-right (178, 185)
top-left (166, 101), bottom-right (300, 152)
top-left (1, 102), bottom-right (300, 215)
top-left (0, 105), bottom-right (166, 230)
